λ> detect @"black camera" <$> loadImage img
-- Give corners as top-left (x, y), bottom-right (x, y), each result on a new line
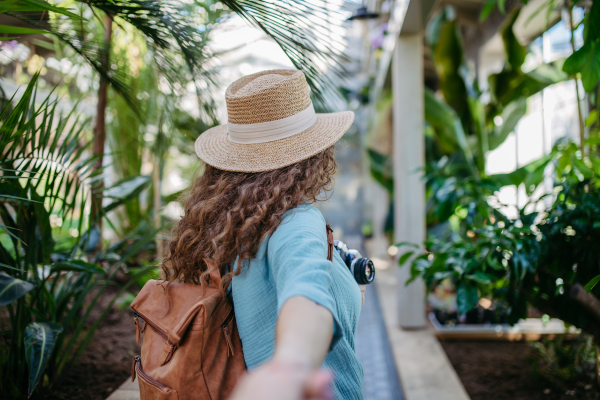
top-left (333, 240), bottom-right (375, 285)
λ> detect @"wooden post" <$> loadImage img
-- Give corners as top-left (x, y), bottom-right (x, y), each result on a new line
top-left (91, 14), bottom-right (113, 229)
top-left (392, 31), bottom-right (426, 329)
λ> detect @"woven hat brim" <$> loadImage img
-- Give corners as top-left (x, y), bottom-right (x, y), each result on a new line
top-left (194, 111), bottom-right (354, 173)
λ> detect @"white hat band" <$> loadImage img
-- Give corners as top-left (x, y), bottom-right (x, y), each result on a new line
top-left (227, 102), bottom-right (317, 144)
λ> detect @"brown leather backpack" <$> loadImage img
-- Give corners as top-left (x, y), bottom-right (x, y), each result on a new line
top-left (130, 225), bottom-right (334, 400)
top-left (130, 269), bottom-right (245, 400)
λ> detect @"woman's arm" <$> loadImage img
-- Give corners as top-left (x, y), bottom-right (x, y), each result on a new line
top-left (228, 296), bottom-right (334, 400)
top-left (272, 295), bottom-right (334, 368)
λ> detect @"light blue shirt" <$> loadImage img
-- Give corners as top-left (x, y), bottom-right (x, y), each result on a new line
top-left (231, 204), bottom-right (364, 399)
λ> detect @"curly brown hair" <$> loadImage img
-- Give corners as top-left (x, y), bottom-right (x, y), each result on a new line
top-left (161, 145), bottom-right (337, 294)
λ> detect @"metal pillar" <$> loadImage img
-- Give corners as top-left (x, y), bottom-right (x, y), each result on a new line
top-left (392, 32), bottom-right (426, 329)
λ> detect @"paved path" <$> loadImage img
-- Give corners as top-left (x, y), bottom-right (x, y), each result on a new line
top-left (356, 284), bottom-right (405, 400)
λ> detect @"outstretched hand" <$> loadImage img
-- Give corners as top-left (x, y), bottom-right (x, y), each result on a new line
top-left (228, 360), bottom-right (333, 400)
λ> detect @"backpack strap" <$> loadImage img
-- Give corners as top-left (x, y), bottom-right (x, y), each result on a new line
top-left (326, 224), bottom-right (334, 262)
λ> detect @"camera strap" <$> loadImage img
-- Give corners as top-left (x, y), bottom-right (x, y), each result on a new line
top-left (326, 224), bottom-right (334, 262)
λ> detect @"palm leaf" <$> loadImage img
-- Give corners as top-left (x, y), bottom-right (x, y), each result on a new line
top-left (221, 0), bottom-right (348, 105)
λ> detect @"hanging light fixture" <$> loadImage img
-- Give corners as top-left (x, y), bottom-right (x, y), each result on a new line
top-left (347, 6), bottom-right (379, 21)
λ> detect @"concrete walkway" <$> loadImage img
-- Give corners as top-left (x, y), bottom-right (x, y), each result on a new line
top-left (375, 267), bottom-right (470, 400)
top-left (357, 284), bottom-right (404, 400)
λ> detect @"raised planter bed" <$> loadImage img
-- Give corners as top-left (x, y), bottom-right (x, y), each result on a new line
top-left (428, 312), bottom-right (580, 341)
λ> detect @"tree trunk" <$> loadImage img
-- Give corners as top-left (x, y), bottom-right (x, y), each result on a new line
top-left (571, 284), bottom-right (600, 322)
top-left (153, 157), bottom-right (163, 260)
top-left (91, 14), bottom-right (113, 232)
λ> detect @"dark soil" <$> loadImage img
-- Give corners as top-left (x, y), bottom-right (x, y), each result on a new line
top-left (440, 340), bottom-right (600, 400)
top-left (32, 286), bottom-right (139, 400)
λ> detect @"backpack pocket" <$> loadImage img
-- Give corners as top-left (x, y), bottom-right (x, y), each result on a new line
top-left (133, 356), bottom-right (179, 400)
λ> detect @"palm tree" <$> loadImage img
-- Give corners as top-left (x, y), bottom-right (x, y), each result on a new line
top-left (2, 0), bottom-right (348, 223)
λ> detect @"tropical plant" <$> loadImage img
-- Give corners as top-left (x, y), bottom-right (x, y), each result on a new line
top-left (0, 76), bottom-right (157, 399)
top-left (2, 0), bottom-right (350, 236)
top-left (399, 136), bottom-right (600, 344)
top-left (425, 7), bottom-right (567, 174)
top-left (482, 0), bottom-right (600, 145)
top-left (402, 205), bottom-right (540, 318)
top-left (367, 7), bottom-right (566, 239)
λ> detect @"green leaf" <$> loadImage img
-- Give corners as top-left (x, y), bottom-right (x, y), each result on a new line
top-left (490, 153), bottom-right (553, 188)
top-left (466, 272), bottom-right (494, 284)
top-left (51, 260), bottom-right (106, 275)
top-left (24, 322), bottom-right (63, 397)
top-left (433, 20), bottom-right (470, 123)
top-left (497, 0), bottom-right (506, 13)
top-left (563, 42), bottom-right (590, 75)
top-left (0, 25), bottom-right (45, 35)
top-left (501, 9), bottom-right (526, 70)
top-left (580, 42), bottom-right (600, 93)
top-left (103, 175), bottom-right (150, 199)
top-left (394, 241), bottom-right (421, 249)
top-left (0, 271), bottom-right (35, 306)
top-left (468, 96), bottom-right (488, 171)
top-left (0, 262), bottom-right (21, 272)
top-left (367, 149), bottom-right (394, 194)
top-left (490, 98), bottom-right (527, 151)
top-left (456, 282), bottom-right (479, 314)
top-left (424, 89), bottom-right (476, 173)
top-left (17, 0), bottom-right (84, 20)
top-left (480, 0), bottom-right (497, 21)
top-left (585, 274), bottom-right (600, 293)
top-left (398, 251), bottom-right (415, 266)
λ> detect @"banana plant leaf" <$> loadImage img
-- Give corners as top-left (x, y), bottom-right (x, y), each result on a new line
top-left (489, 9), bottom-right (568, 106)
top-left (424, 89), bottom-right (476, 173)
top-left (488, 97), bottom-right (527, 151)
top-left (0, 272), bottom-right (35, 306)
top-left (501, 9), bottom-right (527, 71)
top-left (468, 97), bottom-right (488, 172)
top-left (24, 322), bottom-right (63, 397)
top-left (489, 152), bottom-right (553, 194)
top-left (562, 0), bottom-right (600, 92)
top-left (432, 19), bottom-right (471, 126)
top-left (489, 61), bottom-right (568, 107)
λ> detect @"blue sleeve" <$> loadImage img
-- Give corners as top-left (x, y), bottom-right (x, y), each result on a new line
top-left (267, 205), bottom-right (343, 350)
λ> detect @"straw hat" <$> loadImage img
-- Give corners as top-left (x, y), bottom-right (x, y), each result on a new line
top-left (195, 69), bottom-right (354, 173)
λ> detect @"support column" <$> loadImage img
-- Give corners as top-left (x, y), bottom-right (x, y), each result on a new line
top-left (392, 32), bottom-right (426, 329)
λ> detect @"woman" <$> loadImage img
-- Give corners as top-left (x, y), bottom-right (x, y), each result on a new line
top-left (162, 70), bottom-right (364, 399)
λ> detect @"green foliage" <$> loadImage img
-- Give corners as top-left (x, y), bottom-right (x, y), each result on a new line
top-left (401, 137), bottom-right (600, 334)
top-left (424, 8), bottom-right (566, 176)
top-left (367, 148), bottom-right (394, 194)
top-left (0, 77), bottom-right (157, 398)
top-left (401, 213), bottom-right (540, 316)
top-left (480, 0), bottom-right (598, 93)
top-left (24, 322), bottom-right (63, 396)
top-left (423, 157), bottom-right (503, 227)
top-left (4, 0), bottom-right (348, 110)
top-left (562, 0), bottom-right (600, 92)
top-left (0, 272), bottom-right (34, 305)
top-left (528, 334), bottom-right (597, 392)
top-left (490, 152), bottom-right (553, 196)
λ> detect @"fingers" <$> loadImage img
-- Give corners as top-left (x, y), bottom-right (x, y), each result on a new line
top-left (304, 370), bottom-right (333, 400)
